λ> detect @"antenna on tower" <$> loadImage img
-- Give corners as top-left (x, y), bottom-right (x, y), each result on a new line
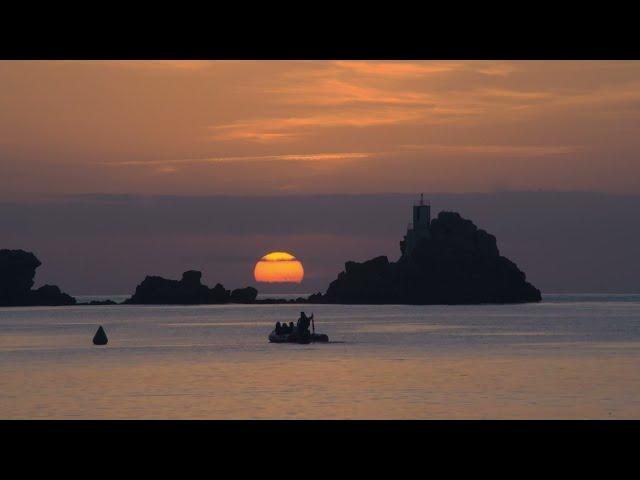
top-left (420, 193), bottom-right (424, 205)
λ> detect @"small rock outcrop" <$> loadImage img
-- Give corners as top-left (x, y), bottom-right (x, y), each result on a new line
top-left (230, 286), bottom-right (258, 303)
top-left (315, 211), bottom-right (541, 305)
top-left (124, 270), bottom-right (256, 305)
top-left (93, 325), bottom-right (108, 345)
top-left (30, 284), bottom-right (76, 306)
top-left (85, 300), bottom-right (117, 306)
top-left (0, 249), bottom-right (76, 306)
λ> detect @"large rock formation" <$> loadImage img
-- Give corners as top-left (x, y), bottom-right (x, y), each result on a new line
top-left (0, 249), bottom-right (76, 306)
top-left (315, 211), bottom-right (541, 305)
top-left (124, 270), bottom-right (256, 305)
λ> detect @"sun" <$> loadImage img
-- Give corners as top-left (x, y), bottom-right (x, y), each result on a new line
top-left (254, 251), bottom-right (304, 283)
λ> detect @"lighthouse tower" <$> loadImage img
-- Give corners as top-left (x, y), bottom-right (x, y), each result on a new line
top-left (412, 193), bottom-right (431, 236)
top-left (400, 194), bottom-right (431, 258)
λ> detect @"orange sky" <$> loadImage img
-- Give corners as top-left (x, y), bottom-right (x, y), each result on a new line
top-left (2, 60), bottom-right (640, 198)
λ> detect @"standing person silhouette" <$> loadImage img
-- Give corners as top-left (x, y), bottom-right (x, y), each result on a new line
top-left (296, 312), bottom-right (314, 335)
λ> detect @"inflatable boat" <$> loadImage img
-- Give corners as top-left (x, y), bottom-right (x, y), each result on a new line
top-left (268, 330), bottom-right (329, 344)
top-left (269, 313), bottom-right (329, 344)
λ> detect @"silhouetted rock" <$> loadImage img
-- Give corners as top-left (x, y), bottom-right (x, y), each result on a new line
top-left (181, 270), bottom-right (203, 288)
top-left (83, 300), bottom-right (117, 305)
top-left (316, 211), bottom-right (541, 305)
top-left (230, 286), bottom-right (258, 303)
top-left (93, 325), bottom-right (108, 345)
top-left (30, 285), bottom-right (76, 306)
top-left (307, 292), bottom-right (324, 303)
top-left (0, 249), bottom-right (40, 300)
top-left (210, 282), bottom-right (231, 303)
top-left (254, 297), bottom-right (287, 304)
top-left (0, 249), bottom-right (76, 306)
top-left (124, 270), bottom-right (257, 305)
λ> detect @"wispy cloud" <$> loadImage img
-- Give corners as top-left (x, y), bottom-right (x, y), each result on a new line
top-left (107, 151), bottom-right (375, 168)
top-left (472, 62), bottom-right (519, 77)
top-left (330, 61), bottom-right (518, 78)
top-left (108, 143), bottom-right (580, 175)
top-left (480, 88), bottom-right (556, 101)
top-left (271, 79), bottom-right (437, 107)
top-left (99, 60), bottom-right (215, 71)
top-left (208, 62), bottom-right (552, 144)
top-left (209, 109), bottom-right (427, 142)
top-left (400, 144), bottom-right (582, 157)
top-left (332, 61), bottom-right (466, 77)
top-left (550, 81), bottom-right (640, 110)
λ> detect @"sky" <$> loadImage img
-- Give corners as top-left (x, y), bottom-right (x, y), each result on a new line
top-left (2, 60), bottom-right (640, 198)
top-left (1, 61), bottom-right (639, 295)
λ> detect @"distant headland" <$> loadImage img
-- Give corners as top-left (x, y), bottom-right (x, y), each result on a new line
top-left (0, 249), bottom-right (76, 306)
top-left (1, 199), bottom-right (541, 306)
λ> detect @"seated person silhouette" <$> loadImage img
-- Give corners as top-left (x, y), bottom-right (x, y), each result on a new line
top-left (275, 321), bottom-right (282, 334)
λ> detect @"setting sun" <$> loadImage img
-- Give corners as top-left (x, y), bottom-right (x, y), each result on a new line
top-left (254, 251), bottom-right (304, 283)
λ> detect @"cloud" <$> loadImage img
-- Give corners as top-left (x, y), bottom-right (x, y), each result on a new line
top-left (108, 151), bottom-right (376, 167)
top-left (327, 61), bottom-right (518, 78)
top-left (480, 88), bottom-right (556, 101)
top-left (270, 79), bottom-right (440, 107)
top-left (98, 60), bottom-right (215, 71)
top-left (209, 109), bottom-right (427, 142)
top-left (207, 63), bottom-right (556, 144)
top-left (552, 81), bottom-right (640, 111)
top-left (399, 144), bottom-right (581, 157)
top-left (332, 61), bottom-right (466, 77)
top-left (109, 143), bottom-right (579, 173)
top-left (472, 62), bottom-right (520, 77)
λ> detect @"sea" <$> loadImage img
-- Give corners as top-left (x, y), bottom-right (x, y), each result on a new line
top-left (1, 293), bottom-right (640, 419)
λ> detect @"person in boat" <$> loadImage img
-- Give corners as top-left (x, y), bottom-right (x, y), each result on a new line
top-left (296, 312), bottom-right (314, 335)
top-left (275, 321), bottom-right (294, 335)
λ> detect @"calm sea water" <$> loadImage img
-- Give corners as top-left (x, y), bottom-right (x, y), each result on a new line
top-left (1, 294), bottom-right (640, 419)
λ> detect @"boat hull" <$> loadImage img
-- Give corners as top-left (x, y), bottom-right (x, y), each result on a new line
top-left (268, 331), bottom-right (329, 344)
